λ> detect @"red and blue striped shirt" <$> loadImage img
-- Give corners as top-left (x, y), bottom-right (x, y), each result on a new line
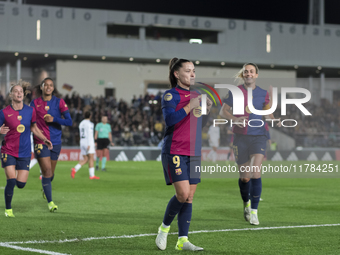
top-left (0, 105), bottom-right (36, 157)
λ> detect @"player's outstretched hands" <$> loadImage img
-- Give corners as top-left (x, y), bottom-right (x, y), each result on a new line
top-left (0, 124), bottom-right (9, 134)
top-left (44, 139), bottom-right (53, 150)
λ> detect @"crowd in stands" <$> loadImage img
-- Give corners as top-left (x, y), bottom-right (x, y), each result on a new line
top-left (60, 92), bottom-right (165, 147)
top-left (0, 90), bottom-right (339, 148)
top-left (272, 98), bottom-right (340, 147)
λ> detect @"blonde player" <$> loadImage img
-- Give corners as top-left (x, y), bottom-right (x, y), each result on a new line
top-left (71, 111), bottom-right (99, 180)
top-left (206, 123), bottom-right (220, 162)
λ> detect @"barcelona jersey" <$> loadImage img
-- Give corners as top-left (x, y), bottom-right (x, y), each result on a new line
top-left (30, 96), bottom-right (70, 145)
top-left (161, 85), bottom-right (203, 156)
top-left (223, 84), bottom-right (270, 136)
top-left (0, 105), bottom-right (36, 157)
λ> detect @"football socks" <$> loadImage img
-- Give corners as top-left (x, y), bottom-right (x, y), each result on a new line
top-left (177, 203), bottom-right (192, 237)
top-left (42, 177), bottom-right (53, 203)
top-left (238, 178), bottom-right (250, 203)
top-left (101, 157), bottom-right (107, 170)
top-left (163, 195), bottom-right (184, 226)
top-left (250, 178), bottom-right (262, 210)
top-left (5, 178), bottom-right (16, 209)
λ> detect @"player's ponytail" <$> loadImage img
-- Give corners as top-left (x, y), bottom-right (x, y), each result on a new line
top-left (168, 57), bottom-right (191, 88)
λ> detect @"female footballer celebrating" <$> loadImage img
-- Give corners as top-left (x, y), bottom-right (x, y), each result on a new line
top-left (1, 81), bottom-right (52, 217)
top-left (155, 58), bottom-right (212, 251)
top-left (30, 78), bottom-right (72, 212)
top-left (219, 63), bottom-right (280, 225)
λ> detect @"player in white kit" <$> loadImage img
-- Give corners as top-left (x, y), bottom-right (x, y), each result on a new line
top-left (206, 124), bottom-right (220, 163)
top-left (71, 111), bottom-right (100, 180)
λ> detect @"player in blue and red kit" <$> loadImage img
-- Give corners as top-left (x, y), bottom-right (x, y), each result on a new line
top-left (220, 63), bottom-right (280, 225)
top-left (0, 81), bottom-right (52, 217)
top-left (30, 78), bottom-right (72, 212)
top-left (155, 58), bottom-right (212, 251)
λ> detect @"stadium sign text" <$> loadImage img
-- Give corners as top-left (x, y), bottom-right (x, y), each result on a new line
top-left (2, 3), bottom-right (340, 38)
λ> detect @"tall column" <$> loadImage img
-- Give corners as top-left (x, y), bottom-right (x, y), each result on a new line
top-left (320, 72), bottom-right (325, 99)
top-left (16, 59), bottom-right (21, 82)
top-left (6, 63), bottom-right (10, 94)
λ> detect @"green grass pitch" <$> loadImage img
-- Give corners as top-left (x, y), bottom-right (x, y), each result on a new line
top-left (0, 160), bottom-right (339, 254)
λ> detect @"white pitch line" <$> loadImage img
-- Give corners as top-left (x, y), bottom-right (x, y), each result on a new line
top-left (0, 242), bottom-right (70, 255)
top-left (6, 223), bottom-right (340, 245)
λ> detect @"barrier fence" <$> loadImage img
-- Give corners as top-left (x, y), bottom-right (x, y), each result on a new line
top-left (58, 147), bottom-right (340, 161)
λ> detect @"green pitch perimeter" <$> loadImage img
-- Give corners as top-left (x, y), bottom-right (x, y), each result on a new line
top-left (0, 161), bottom-right (339, 255)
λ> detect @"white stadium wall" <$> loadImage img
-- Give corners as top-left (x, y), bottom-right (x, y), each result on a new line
top-left (56, 60), bottom-right (296, 100)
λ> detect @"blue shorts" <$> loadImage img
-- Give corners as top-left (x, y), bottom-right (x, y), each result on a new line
top-left (162, 154), bottom-right (201, 185)
top-left (233, 134), bottom-right (267, 165)
top-left (34, 144), bottom-right (62, 160)
top-left (1, 154), bottom-right (30, 170)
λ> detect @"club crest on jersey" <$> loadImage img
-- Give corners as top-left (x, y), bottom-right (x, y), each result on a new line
top-left (17, 115), bottom-right (22, 121)
top-left (17, 124), bottom-right (25, 133)
top-left (175, 168), bottom-right (182, 175)
top-left (37, 150), bottom-right (41, 155)
top-left (193, 106), bottom-right (202, 118)
top-left (164, 93), bottom-right (173, 101)
top-left (2, 154), bottom-right (7, 162)
top-left (45, 106), bottom-right (50, 111)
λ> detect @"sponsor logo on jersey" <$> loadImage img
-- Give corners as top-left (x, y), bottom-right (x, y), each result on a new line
top-left (37, 105), bottom-right (41, 107)
top-left (185, 94), bottom-right (190, 97)
top-left (16, 124), bottom-right (25, 133)
top-left (8, 114), bottom-right (13, 117)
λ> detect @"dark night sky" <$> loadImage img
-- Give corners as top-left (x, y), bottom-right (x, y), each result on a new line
top-left (23, 0), bottom-right (340, 25)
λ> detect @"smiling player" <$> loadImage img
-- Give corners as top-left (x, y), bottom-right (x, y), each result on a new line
top-left (219, 63), bottom-right (280, 225)
top-left (1, 81), bottom-right (52, 217)
top-left (30, 78), bottom-right (72, 212)
top-left (155, 58), bottom-right (212, 251)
